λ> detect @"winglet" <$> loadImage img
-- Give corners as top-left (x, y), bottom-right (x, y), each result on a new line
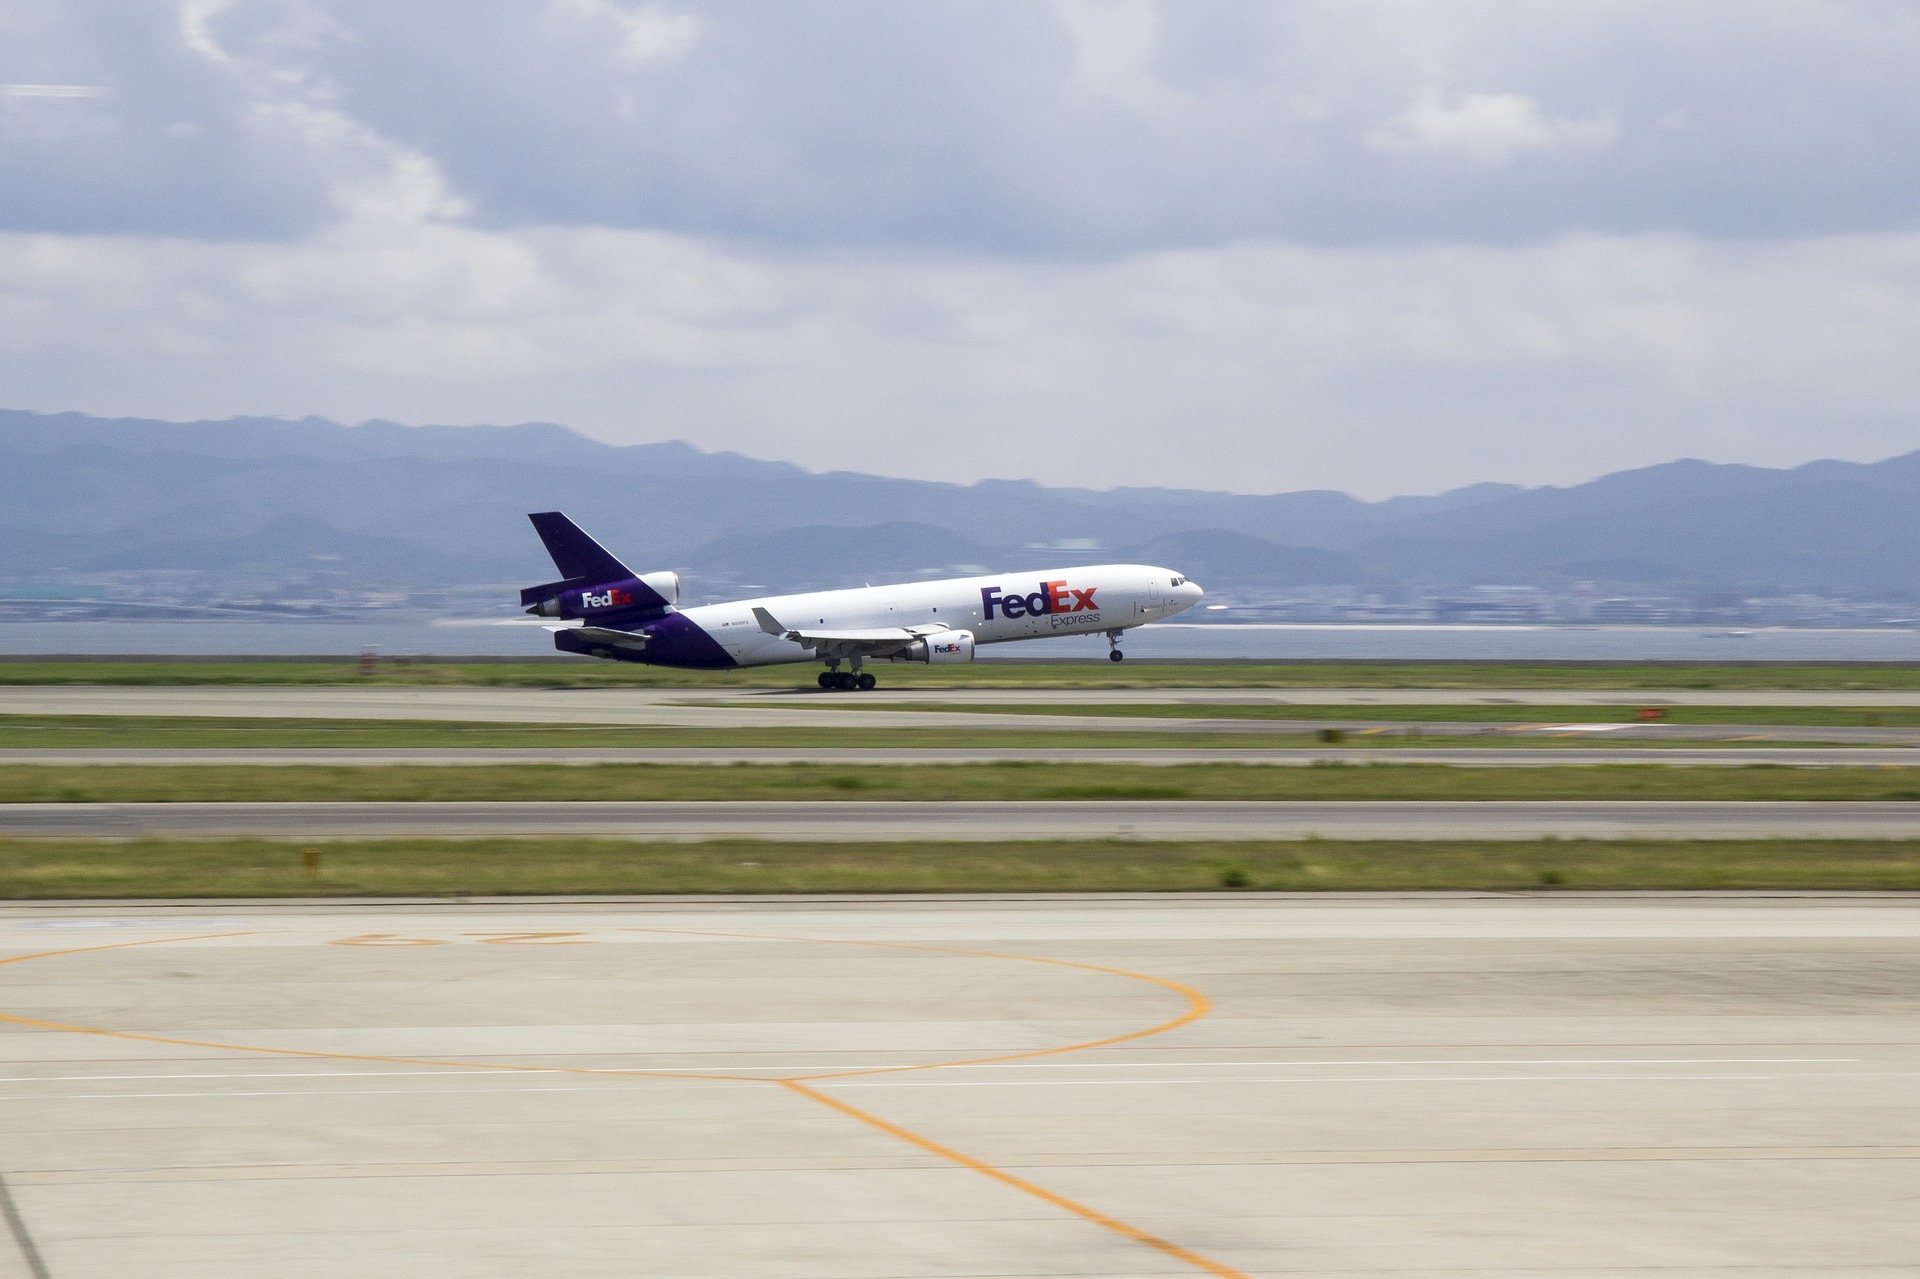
top-left (752, 607), bottom-right (788, 637)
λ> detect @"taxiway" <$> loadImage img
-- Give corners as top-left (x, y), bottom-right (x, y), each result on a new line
top-left (2, 895), bottom-right (1914, 1278)
top-left (4, 687), bottom-right (1917, 744)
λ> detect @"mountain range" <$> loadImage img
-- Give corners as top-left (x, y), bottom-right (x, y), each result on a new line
top-left (4, 408), bottom-right (1918, 600)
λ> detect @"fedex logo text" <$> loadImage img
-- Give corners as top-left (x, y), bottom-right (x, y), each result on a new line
top-left (580, 588), bottom-right (633, 609)
top-left (981, 580), bottom-right (1097, 621)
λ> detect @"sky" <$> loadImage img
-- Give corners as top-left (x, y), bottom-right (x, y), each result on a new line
top-left (2, 1), bottom-right (1918, 497)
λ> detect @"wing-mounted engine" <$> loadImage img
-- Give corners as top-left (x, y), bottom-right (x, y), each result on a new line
top-left (896, 631), bottom-right (975, 663)
top-left (750, 608), bottom-right (972, 663)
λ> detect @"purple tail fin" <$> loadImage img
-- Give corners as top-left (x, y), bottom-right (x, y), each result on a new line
top-left (527, 512), bottom-right (633, 583)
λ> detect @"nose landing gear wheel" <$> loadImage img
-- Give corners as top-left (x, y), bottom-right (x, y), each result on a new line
top-left (1109, 649), bottom-right (1124, 662)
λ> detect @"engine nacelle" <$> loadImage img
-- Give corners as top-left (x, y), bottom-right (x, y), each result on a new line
top-left (527, 571), bottom-right (679, 619)
top-left (634, 570), bottom-right (680, 607)
top-left (897, 630), bottom-right (975, 663)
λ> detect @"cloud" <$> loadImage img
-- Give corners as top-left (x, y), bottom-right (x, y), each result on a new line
top-left (1367, 92), bottom-right (1616, 167)
top-left (9, 2), bottom-right (1920, 250)
top-left (0, 1), bottom-right (344, 239)
top-left (553, 0), bottom-right (699, 62)
top-left (2, 1), bottom-right (1919, 499)
top-left (3, 207), bottom-right (1918, 497)
top-left (1, 84), bottom-right (104, 98)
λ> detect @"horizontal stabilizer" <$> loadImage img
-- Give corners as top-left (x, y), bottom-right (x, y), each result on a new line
top-left (520, 576), bottom-right (585, 608)
top-left (548, 624), bottom-right (649, 651)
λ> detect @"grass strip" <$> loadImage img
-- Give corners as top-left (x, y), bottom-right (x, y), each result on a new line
top-left (10, 659), bottom-right (1920, 690)
top-left (6, 837), bottom-right (1920, 897)
top-left (8, 762), bottom-right (1920, 803)
top-left (0, 714), bottom-right (1393, 753)
top-left (0, 714), bottom-right (1781, 753)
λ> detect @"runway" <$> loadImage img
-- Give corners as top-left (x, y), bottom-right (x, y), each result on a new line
top-left (14, 683), bottom-right (1920, 715)
top-left (12, 799), bottom-right (1920, 840)
top-left (19, 684), bottom-right (1920, 713)
top-left (1, 895), bottom-right (1914, 1278)
top-left (5, 686), bottom-right (1918, 743)
top-left (8, 745), bottom-right (1918, 766)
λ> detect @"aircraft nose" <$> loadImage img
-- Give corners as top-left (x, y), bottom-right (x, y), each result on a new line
top-left (1181, 579), bottom-right (1204, 603)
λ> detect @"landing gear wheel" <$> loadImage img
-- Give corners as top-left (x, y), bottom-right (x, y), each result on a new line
top-left (1109, 649), bottom-right (1125, 662)
top-left (818, 671), bottom-right (834, 689)
top-left (856, 673), bottom-right (877, 691)
top-left (834, 672), bottom-right (859, 691)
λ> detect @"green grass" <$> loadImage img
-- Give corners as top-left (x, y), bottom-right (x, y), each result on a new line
top-left (0, 713), bottom-right (1510, 752)
top-left (9, 658), bottom-right (1920, 690)
top-left (5, 713), bottom-right (1824, 753)
top-left (8, 761), bottom-right (1920, 803)
top-left (5, 836), bottom-right (1920, 897)
top-left (845, 702), bottom-right (1920, 728)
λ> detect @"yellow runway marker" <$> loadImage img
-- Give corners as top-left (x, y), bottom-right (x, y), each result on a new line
top-left (2, 926), bottom-right (1245, 1278)
top-left (632, 925), bottom-right (1246, 1275)
top-left (780, 1078), bottom-right (1251, 1278)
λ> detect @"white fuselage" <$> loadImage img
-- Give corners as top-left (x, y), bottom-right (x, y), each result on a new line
top-left (686, 564), bottom-right (1202, 667)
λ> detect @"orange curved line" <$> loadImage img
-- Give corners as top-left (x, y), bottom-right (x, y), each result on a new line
top-left (5, 923), bottom-right (1242, 1276)
top-left (5, 928), bottom-right (1209, 1084)
top-left (626, 925), bottom-right (1209, 1080)
top-left (0, 931), bottom-right (760, 1082)
top-left (0, 930), bottom-right (258, 966)
top-left (0, 1007), bottom-right (766, 1083)
top-left (636, 926), bottom-right (1241, 1275)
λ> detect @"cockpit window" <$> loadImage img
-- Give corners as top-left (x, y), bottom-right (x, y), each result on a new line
top-left (1171, 576), bottom-right (1185, 587)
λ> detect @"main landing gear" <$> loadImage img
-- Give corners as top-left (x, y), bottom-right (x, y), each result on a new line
top-left (817, 661), bottom-right (878, 692)
top-left (1106, 629), bottom-right (1125, 662)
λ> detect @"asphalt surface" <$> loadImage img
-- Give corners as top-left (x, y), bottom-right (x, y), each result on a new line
top-left (7, 746), bottom-right (1918, 766)
top-left (763, 687), bottom-right (1920, 707)
top-left (3, 895), bottom-right (1915, 1278)
top-left (22, 685), bottom-right (1920, 709)
top-left (11, 799), bottom-right (1920, 840)
top-left (6, 686), bottom-right (1920, 742)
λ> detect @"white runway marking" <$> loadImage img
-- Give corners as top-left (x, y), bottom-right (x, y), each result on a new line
top-left (0, 1057), bottom-right (1862, 1083)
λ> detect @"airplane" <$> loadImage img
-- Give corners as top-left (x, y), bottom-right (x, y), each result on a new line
top-left (519, 511), bottom-right (1205, 690)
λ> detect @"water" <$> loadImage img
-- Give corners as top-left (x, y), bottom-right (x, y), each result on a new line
top-left (1133, 623), bottom-right (1920, 662)
top-left (4, 618), bottom-right (1920, 662)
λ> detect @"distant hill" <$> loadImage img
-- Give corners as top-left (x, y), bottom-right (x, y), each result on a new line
top-left (3, 408), bottom-right (1918, 597)
top-left (1120, 530), bottom-right (1365, 587)
top-left (687, 522), bottom-right (1000, 587)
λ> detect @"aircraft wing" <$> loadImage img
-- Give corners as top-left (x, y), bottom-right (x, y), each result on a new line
top-left (547, 624), bottom-right (649, 653)
top-left (752, 608), bottom-right (946, 657)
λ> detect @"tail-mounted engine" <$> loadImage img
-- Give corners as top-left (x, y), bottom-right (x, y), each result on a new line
top-left (523, 571), bottom-right (680, 620)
